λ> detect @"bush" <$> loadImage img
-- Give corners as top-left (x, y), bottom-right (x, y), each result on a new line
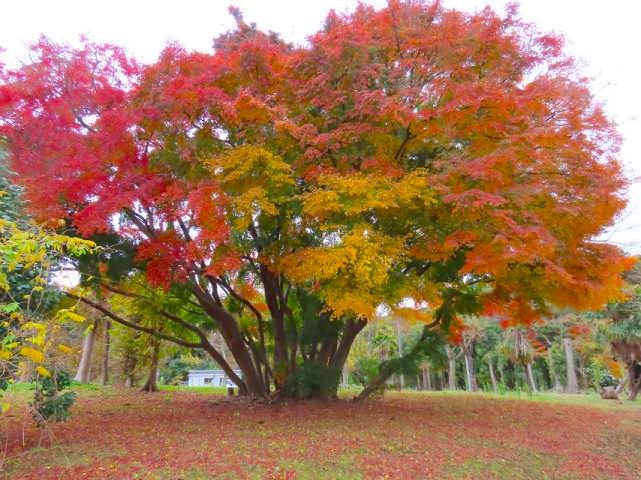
top-left (286, 362), bottom-right (341, 400)
top-left (32, 369), bottom-right (77, 427)
top-left (584, 360), bottom-right (618, 390)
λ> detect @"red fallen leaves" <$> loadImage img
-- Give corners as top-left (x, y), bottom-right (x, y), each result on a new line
top-left (3, 390), bottom-right (640, 480)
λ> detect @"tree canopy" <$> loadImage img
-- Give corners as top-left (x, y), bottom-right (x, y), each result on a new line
top-left (0, 1), bottom-right (630, 398)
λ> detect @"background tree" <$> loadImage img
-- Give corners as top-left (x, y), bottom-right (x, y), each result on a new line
top-left (475, 320), bottom-right (503, 392)
top-left (500, 327), bottom-right (539, 393)
top-left (603, 260), bottom-right (641, 400)
top-left (0, 210), bottom-right (94, 414)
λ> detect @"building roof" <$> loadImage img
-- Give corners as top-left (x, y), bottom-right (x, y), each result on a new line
top-left (187, 369), bottom-right (242, 374)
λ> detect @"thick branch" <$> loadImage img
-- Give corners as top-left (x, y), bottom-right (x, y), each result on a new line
top-left (214, 277), bottom-right (264, 321)
top-left (101, 283), bottom-right (209, 335)
top-left (122, 208), bottom-right (156, 239)
top-left (394, 125), bottom-right (412, 161)
top-left (65, 292), bottom-right (202, 349)
top-left (355, 305), bottom-right (446, 402)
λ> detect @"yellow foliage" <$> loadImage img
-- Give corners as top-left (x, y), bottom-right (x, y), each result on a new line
top-left (202, 146), bottom-right (294, 227)
top-left (302, 170), bottom-right (435, 222)
top-left (23, 321), bottom-right (46, 332)
top-left (57, 344), bottom-right (73, 355)
top-left (392, 308), bottom-right (433, 324)
top-left (280, 225), bottom-right (404, 319)
top-left (54, 308), bottom-right (85, 323)
top-left (0, 350), bottom-right (11, 360)
top-left (35, 366), bottom-right (50, 377)
top-left (25, 336), bottom-right (45, 346)
top-left (19, 347), bottom-right (44, 364)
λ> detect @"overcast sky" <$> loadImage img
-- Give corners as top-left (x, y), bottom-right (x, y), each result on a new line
top-left (2, 0), bottom-right (639, 253)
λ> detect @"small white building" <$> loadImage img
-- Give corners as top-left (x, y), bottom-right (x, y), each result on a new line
top-left (187, 369), bottom-right (242, 388)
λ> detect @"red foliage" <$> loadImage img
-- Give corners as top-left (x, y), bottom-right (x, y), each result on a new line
top-left (568, 323), bottom-right (592, 339)
top-left (0, 1), bottom-right (630, 324)
top-left (447, 316), bottom-right (465, 344)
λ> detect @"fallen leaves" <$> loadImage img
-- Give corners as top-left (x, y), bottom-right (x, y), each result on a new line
top-left (2, 390), bottom-right (640, 479)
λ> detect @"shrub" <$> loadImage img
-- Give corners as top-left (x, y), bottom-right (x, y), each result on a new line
top-left (584, 360), bottom-right (618, 390)
top-left (32, 369), bottom-right (77, 427)
top-left (286, 362), bottom-right (341, 400)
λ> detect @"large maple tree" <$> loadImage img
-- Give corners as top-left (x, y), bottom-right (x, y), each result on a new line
top-left (0, 1), bottom-right (630, 398)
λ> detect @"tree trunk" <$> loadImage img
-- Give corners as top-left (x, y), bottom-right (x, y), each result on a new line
top-left (318, 337), bottom-right (338, 366)
top-left (192, 286), bottom-right (265, 396)
top-left (355, 325), bottom-right (433, 401)
top-left (627, 363), bottom-right (641, 401)
top-left (259, 266), bottom-right (288, 379)
top-left (462, 345), bottom-right (478, 392)
top-left (547, 351), bottom-right (563, 392)
top-left (578, 355), bottom-right (588, 391)
top-left (562, 337), bottom-right (579, 393)
top-left (395, 319), bottom-right (405, 389)
top-left (322, 319), bottom-right (366, 398)
top-left (488, 361), bottom-right (498, 393)
top-left (330, 319), bottom-right (367, 371)
top-left (526, 363), bottom-right (538, 393)
top-left (200, 341), bottom-right (246, 394)
top-left (140, 340), bottom-right (160, 393)
top-left (615, 372), bottom-right (629, 395)
top-left (99, 320), bottom-right (110, 386)
top-left (74, 319), bottom-right (100, 383)
top-left (123, 349), bottom-right (137, 387)
top-left (423, 365), bottom-right (432, 390)
top-left (221, 346), bottom-right (229, 388)
top-left (447, 346), bottom-right (457, 390)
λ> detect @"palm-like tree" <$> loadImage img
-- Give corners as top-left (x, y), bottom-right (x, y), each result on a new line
top-left (603, 260), bottom-right (641, 400)
top-left (500, 327), bottom-right (538, 393)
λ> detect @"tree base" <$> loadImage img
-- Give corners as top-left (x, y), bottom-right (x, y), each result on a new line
top-left (140, 382), bottom-right (159, 393)
top-left (600, 387), bottom-right (619, 400)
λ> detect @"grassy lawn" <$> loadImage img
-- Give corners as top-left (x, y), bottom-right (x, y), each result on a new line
top-left (1, 387), bottom-right (640, 479)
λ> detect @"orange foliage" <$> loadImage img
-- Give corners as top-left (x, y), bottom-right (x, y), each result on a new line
top-left (0, 1), bottom-right (630, 331)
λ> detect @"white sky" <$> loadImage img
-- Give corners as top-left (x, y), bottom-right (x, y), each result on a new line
top-left (1, 0), bottom-right (639, 253)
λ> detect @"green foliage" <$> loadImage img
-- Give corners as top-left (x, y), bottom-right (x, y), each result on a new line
top-left (0, 147), bottom-right (27, 226)
top-left (0, 156), bottom-right (94, 411)
top-left (380, 330), bottom-right (446, 379)
top-left (350, 358), bottom-right (380, 389)
top-left (295, 289), bottom-right (341, 355)
top-left (604, 284), bottom-right (641, 345)
top-left (161, 352), bottom-right (219, 385)
top-left (583, 359), bottom-right (618, 390)
top-left (285, 362), bottom-right (341, 400)
top-left (32, 369), bottom-right (77, 427)
top-left (76, 232), bottom-right (137, 285)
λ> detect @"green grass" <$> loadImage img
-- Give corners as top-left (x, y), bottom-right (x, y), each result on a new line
top-left (158, 385), bottom-right (230, 395)
top-left (413, 389), bottom-right (639, 411)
